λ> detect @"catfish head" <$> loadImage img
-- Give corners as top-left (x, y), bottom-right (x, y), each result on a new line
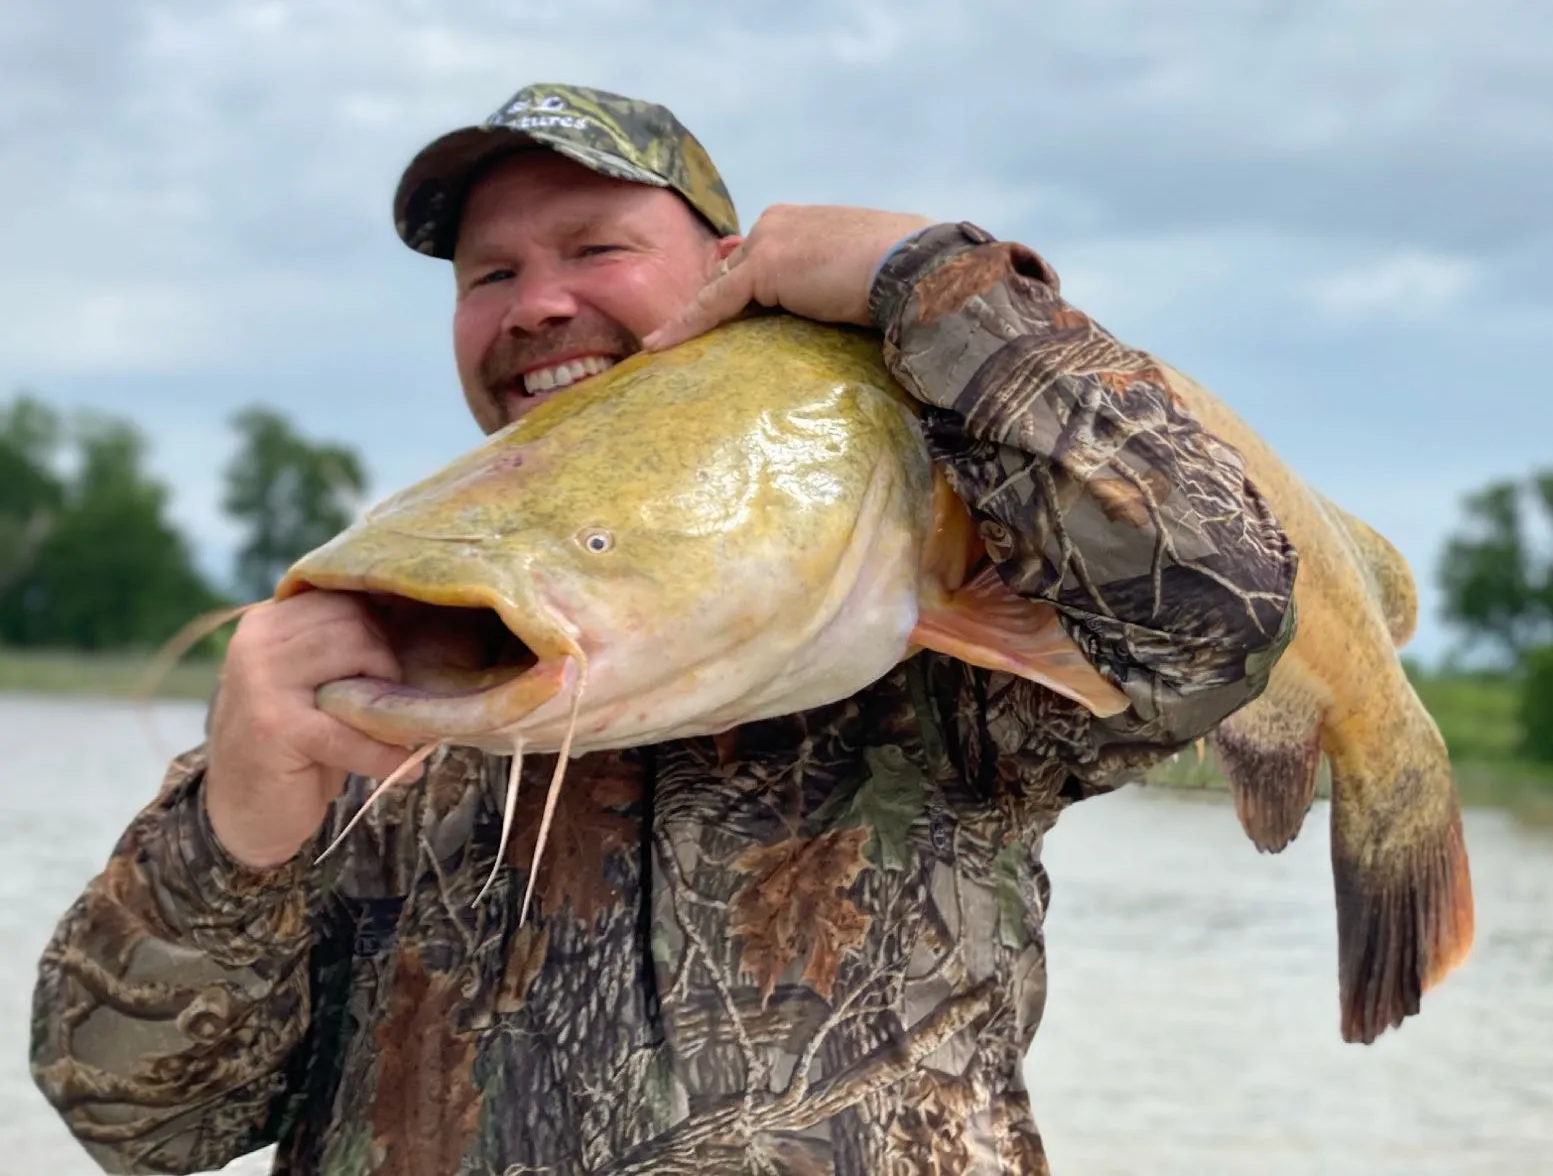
top-left (279, 317), bottom-right (956, 756)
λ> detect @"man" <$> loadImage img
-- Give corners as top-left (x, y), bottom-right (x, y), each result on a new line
top-left (32, 84), bottom-right (1297, 1174)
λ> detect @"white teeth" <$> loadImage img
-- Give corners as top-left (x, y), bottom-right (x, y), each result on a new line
top-left (522, 355), bottom-right (616, 395)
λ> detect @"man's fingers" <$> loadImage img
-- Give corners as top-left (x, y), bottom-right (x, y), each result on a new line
top-left (236, 604), bottom-right (402, 692)
top-left (232, 593), bottom-right (401, 683)
top-left (643, 258), bottom-right (758, 352)
top-left (247, 588), bottom-right (374, 637)
top-left (295, 711), bottom-right (423, 783)
top-left (277, 626), bottom-right (402, 692)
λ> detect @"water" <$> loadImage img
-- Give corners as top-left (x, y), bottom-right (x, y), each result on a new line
top-left (3, 696), bottom-right (273, 1176)
top-left (3, 695), bottom-right (1550, 1175)
top-left (1029, 784), bottom-right (1553, 1174)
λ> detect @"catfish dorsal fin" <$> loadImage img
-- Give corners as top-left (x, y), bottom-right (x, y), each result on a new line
top-left (911, 563), bottom-right (1131, 717)
top-left (1315, 493), bottom-right (1419, 648)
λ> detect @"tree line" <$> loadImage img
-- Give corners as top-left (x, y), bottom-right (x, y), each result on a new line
top-left (0, 393), bottom-right (365, 650)
top-left (1437, 470), bottom-right (1553, 762)
top-left (2, 389), bottom-right (1549, 760)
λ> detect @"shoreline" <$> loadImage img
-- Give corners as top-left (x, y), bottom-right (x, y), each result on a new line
top-left (1144, 745), bottom-right (1553, 823)
top-left (0, 648), bottom-right (220, 702)
top-left (5, 648), bottom-right (1550, 819)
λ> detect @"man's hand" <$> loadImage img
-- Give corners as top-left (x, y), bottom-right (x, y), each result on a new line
top-left (203, 592), bottom-right (419, 870)
top-left (642, 205), bottom-right (933, 352)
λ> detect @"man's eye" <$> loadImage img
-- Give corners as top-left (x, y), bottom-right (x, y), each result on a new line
top-left (473, 269), bottom-right (514, 287)
top-left (577, 244), bottom-right (623, 258)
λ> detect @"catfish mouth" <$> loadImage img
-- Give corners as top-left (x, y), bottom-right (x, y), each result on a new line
top-left (279, 577), bottom-right (574, 746)
top-left (356, 593), bottom-right (541, 697)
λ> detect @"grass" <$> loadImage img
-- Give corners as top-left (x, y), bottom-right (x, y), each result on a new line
top-left (1451, 759), bottom-right (1553, 822)
top-left (0, 647), bottom-right (220, 701)
top-left (6, 645), bottom-right (1552, 814)
top-left (1409, 670), bottom-right (1525, 763)
top-left (1402, 667), bottom-right (1553, 816)
top-left (1142, 666), bottom-right (1553, 820)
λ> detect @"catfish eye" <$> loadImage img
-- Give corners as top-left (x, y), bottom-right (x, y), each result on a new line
top-left (579, 527), bottom-right (614, 553)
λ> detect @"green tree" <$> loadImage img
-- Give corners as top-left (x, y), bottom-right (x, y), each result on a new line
top-left (0, 412), bottom-right (221, 649)
top-left (1532, 472), bottom-right (1553, 626)
top-left (0, 394), bottom-right (65, 597)
top-left (1519, 645), bottom-right (1553, 764)
top-left (1439, 472), bottom-right (1553, 666)
top-left (222, 406), bottom-right (368, 599)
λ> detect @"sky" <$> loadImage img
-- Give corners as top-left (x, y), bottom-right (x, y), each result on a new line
top-left (2, 0), bottom-right (1549, 666)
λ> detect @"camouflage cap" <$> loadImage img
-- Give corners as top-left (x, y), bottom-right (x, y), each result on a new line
top-left (393, 83), bottom-right (740, 259)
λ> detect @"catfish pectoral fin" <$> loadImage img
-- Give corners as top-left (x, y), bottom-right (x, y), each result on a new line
top-left (912, 564), bottom-right (1132, 718)
top-left (1328, 713), bottom-right (1476, 1045)
top-left (1210, 678), bottom-right (1324, 853)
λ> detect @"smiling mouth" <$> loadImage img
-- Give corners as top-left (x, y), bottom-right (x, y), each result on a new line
top-left (520, 354), bottom-right (618, 395)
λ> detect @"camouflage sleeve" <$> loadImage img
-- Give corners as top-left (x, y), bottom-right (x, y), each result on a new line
top-left (29, 745), bottom-right (320, 1175)
top-left (870, 222), bottom-right (1299, 790)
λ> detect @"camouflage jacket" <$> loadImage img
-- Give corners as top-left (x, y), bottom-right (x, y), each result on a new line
top-left (31, 223), bottom-right (1298, 1175)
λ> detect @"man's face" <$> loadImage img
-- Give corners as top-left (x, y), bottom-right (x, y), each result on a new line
top-left (452, 150), bottom-right (731, 432)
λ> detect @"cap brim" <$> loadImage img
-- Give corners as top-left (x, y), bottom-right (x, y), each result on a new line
top-left (393, 125), bottom-right (670, 260)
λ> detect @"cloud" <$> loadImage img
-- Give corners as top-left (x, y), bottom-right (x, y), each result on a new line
top-left (1301, 252), bottom-right (1482, 323)
top-left (0, 281), bottom-right (212, 373)
top-left (0, 0), bottom-right (1548, 662)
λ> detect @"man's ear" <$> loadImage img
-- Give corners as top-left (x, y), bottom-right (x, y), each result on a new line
top-left (714, 235), bottom-right (743, 263)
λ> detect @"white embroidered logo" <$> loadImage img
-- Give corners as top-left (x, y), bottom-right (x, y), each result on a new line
top-left (488, 94), bottom-right (590, 132)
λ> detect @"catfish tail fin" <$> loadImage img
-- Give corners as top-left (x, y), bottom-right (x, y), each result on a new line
top-left (1327, 701), bottom-right (1475, 1043)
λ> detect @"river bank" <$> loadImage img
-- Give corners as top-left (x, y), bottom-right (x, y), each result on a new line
top-left (6, 647), bottom-right (1550, 816)
top-left (1147, 743), bottom-right (1553, 823)
top-left (1145, 666), bottom-right (1553, 819)
top-left (0, 647), bottom-right (219, 700)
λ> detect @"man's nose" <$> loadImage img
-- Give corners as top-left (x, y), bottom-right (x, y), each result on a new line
top-left (497, 267), bottom-right (580, 335)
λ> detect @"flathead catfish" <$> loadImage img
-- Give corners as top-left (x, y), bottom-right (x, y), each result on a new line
top-left (273, 313), bottom-right (1472, 1042)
